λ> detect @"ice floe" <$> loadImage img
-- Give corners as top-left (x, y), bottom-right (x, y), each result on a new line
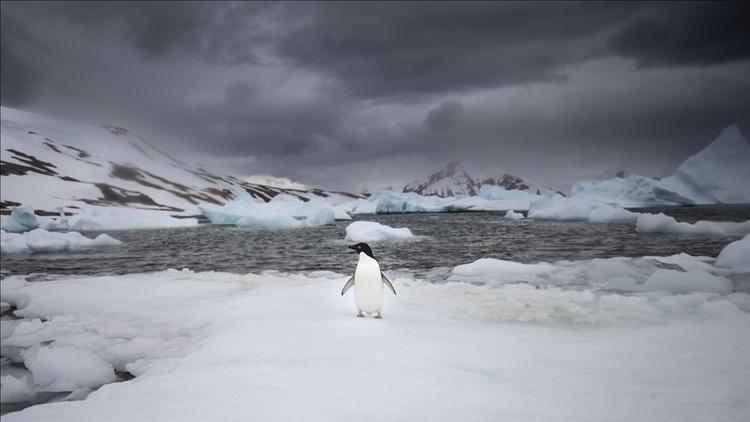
top-left (527, 194), bottom-right (637, 223)
top-left (1, 229), bottom-right (121, 254)
top-left (0, 262), bottom-right (748, 421)
top-left (636, 213), bottom-right (750, 236)
top-left (344, 221), bottom-right (414, 242)
top-left (200, 193), bottom-right (340, 229)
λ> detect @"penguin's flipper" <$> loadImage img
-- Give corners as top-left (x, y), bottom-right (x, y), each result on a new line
top-left (381, 272), bottom-right (397, 296)
top-left (341, 276), bottom-right (355, 296)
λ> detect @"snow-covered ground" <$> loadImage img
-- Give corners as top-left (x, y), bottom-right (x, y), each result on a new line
top-left (2, 245), bottom-right (749, 421)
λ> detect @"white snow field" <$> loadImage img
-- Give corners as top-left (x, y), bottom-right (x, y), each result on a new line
top-left (0, 229), bottom-right (121, 255)
top-left (2, 246), bottom-right (750, 422)
top-left (571, 125), bottom-right (750, 207)
top-left (636, 213), bottom-right (750, 236)
top-left (344, 221), bottom-right (414, 242)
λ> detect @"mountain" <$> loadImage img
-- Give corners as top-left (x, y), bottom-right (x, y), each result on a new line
top-left (570, 125), bottom-right (750, 207)
top-left (403, 160), bottom-right (549, 197)
top-left (0, 107), bottom-right (364, 218)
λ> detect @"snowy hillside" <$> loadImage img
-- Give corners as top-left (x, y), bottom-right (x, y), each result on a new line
top-left (571, 125), bottom-right (750, 207)
top-left (403, 160), bottom-right (549, 197)
top-left (0, 107), bottom-right (364, 221)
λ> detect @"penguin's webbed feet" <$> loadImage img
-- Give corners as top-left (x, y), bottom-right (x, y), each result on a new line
top-left (356, 311), bottom-right (365, 318)
top-left (374, 312), bottom-right (383, 319)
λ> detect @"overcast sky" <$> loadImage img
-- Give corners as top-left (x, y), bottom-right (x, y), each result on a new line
top-left (2, 1), bottom-right (748, 191)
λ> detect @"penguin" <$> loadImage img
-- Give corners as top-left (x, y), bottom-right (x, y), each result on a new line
top-left (341, 242), bottom-right (396, 318)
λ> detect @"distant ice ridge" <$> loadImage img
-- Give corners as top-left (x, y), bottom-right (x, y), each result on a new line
top-left (337, 190), bottom-right (534, 215)
top-left (1, 229), bottom-right (121, 254)
top-left (1, 248), bottom-right (749, 421)
top-left (344, 221), bottom-right (413, 242)
top-left (527, 194), bottom-right (638, 223)
top-left (571, 125), bottom-right (750, 206)
top-left (200, 193), bottom-right (342, 229)
top-left (636, 213), bottom-right (750, 236)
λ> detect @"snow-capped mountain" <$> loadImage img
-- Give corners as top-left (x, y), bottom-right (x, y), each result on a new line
top-left (570, 125), bottom-right (750, 207)
top-left (0, 107), bottom-right (364, 217)
top-left (403, 160), bottom-right (549, 197)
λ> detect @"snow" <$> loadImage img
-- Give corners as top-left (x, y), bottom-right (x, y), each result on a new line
top-left (344, 221), bottom-right (414, 242)
top-left (527, 194), bottom-right (638, 223)
top-left (1, 229), bottom-right (121, 254)
top-left (571, 125), bottom-right (750, 206)
top-left (0, 206), bottom-right (39, 233)
top-left (479, 185), bottom-right (537, 201)
top-left (0, 260), bottom-right (749, 422)
top-left (503, 210), bottom-right (525, 220)
top-left (636, 213), bottom-right (750, 236)
top-left (22, 345), bottom-right (115, 392)
top-left (201, 193), bottom-right (339, 229)
top-left (715, 234), bottom-right (750, 271)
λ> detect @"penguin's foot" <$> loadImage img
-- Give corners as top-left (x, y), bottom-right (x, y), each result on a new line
top-left (374, 312), bottom-right (383, 319)
top-left (356, 311), bottom-right (365, 318)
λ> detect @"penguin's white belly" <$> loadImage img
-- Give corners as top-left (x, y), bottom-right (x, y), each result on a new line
top-left (354, 254), bottom-right (384, 313)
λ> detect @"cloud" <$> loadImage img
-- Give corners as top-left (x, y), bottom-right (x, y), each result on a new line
top-left (424, 100), bottom-right (463, 132)
top-left (608, 2), bottom-right (750, 67)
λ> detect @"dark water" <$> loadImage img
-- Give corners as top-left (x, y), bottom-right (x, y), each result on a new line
top-left (2, 205), bottom-right (748, 278)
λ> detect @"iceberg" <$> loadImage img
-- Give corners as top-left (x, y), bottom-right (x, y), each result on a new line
top-left (527, 194), bottom-right (638, 223)
top-left (339, 190), bottom-right (536, 215)
top-left (503, 210), bottom-right (525, 220)
top-left (636, 213), bottom-right (750, 236)
top-left (715, 234), bottom-right (750, 271)
top-left (344, 221), bottom-right (414, 242)
top-left (0, 206), bottom-right (39, 233)
top-left (200, 193), bottom-right (338, 229)
top-left (571, 125), bottom-right (750, 206)
top-left (1, 229), bottom-right (121, 254)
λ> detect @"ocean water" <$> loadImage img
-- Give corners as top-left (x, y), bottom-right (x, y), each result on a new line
top-left (2, 205), bottom-right (748, 279)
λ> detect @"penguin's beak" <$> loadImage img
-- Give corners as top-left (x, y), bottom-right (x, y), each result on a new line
top-left (348, 244), bottom-right (358, 252)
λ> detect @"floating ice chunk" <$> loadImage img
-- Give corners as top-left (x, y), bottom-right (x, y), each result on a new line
top-left (504, 210), bottom-right (525, 220)
top-left (527, 194), bottom-right (637, 223)
top-left (570, 175), bottom-right (695, 207)
top-left (1, 206), bottom-right (39, 233)
top-left (21, 345), bottom-right (115, 392)
top-left (68, 208), bottom-right (197, 231)
top-left (0, 229), bottom-right (121, 255)
top-left (344, 221), bottom-right (413, 242)
top-left (201, 193), bottom-right (336, 228)
top-left (636, 213), bottom-right (750, 236)
top-left (332, 206), bottom-right (352, 221)
top-left (715, 234), bottom-right (750, 270)
top-left (642, 269), bottom-right (733, 295)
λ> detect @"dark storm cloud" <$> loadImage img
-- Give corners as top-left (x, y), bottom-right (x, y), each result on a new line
top-left (277, 2), bottom-right (639, 97)
top-left (425, 100), bottom-right (463, 132)
top-left (609, 2), bottom-right (750, 67)
top-left (1, 1), bottom-right (748, 191)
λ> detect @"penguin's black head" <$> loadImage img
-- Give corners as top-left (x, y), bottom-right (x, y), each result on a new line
top-left (348, 242), bottom-right (375, 259)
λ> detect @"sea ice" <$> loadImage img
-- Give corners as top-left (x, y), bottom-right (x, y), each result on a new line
top-left (715, 234), bottom-right (750, 271)
top-left (201, 193), bottom-right (337, 229)
top-left (0, 206), bottom-right (39, 233)
top-left (344, 221), bottom-right (414, 242)
top-left (0, 264), bottom-right (748, 422)
top-left (527, 194), bottom-right (637, 223)
top-left (0, 229), bottom-right (121, 255)
top-left (636, 213), bottom-right (750, 236)
top-left (503, 210), bottom-right (525, 220)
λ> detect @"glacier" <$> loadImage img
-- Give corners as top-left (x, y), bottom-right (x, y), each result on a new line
top-left (571, 125), bottom-right (750, 206)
